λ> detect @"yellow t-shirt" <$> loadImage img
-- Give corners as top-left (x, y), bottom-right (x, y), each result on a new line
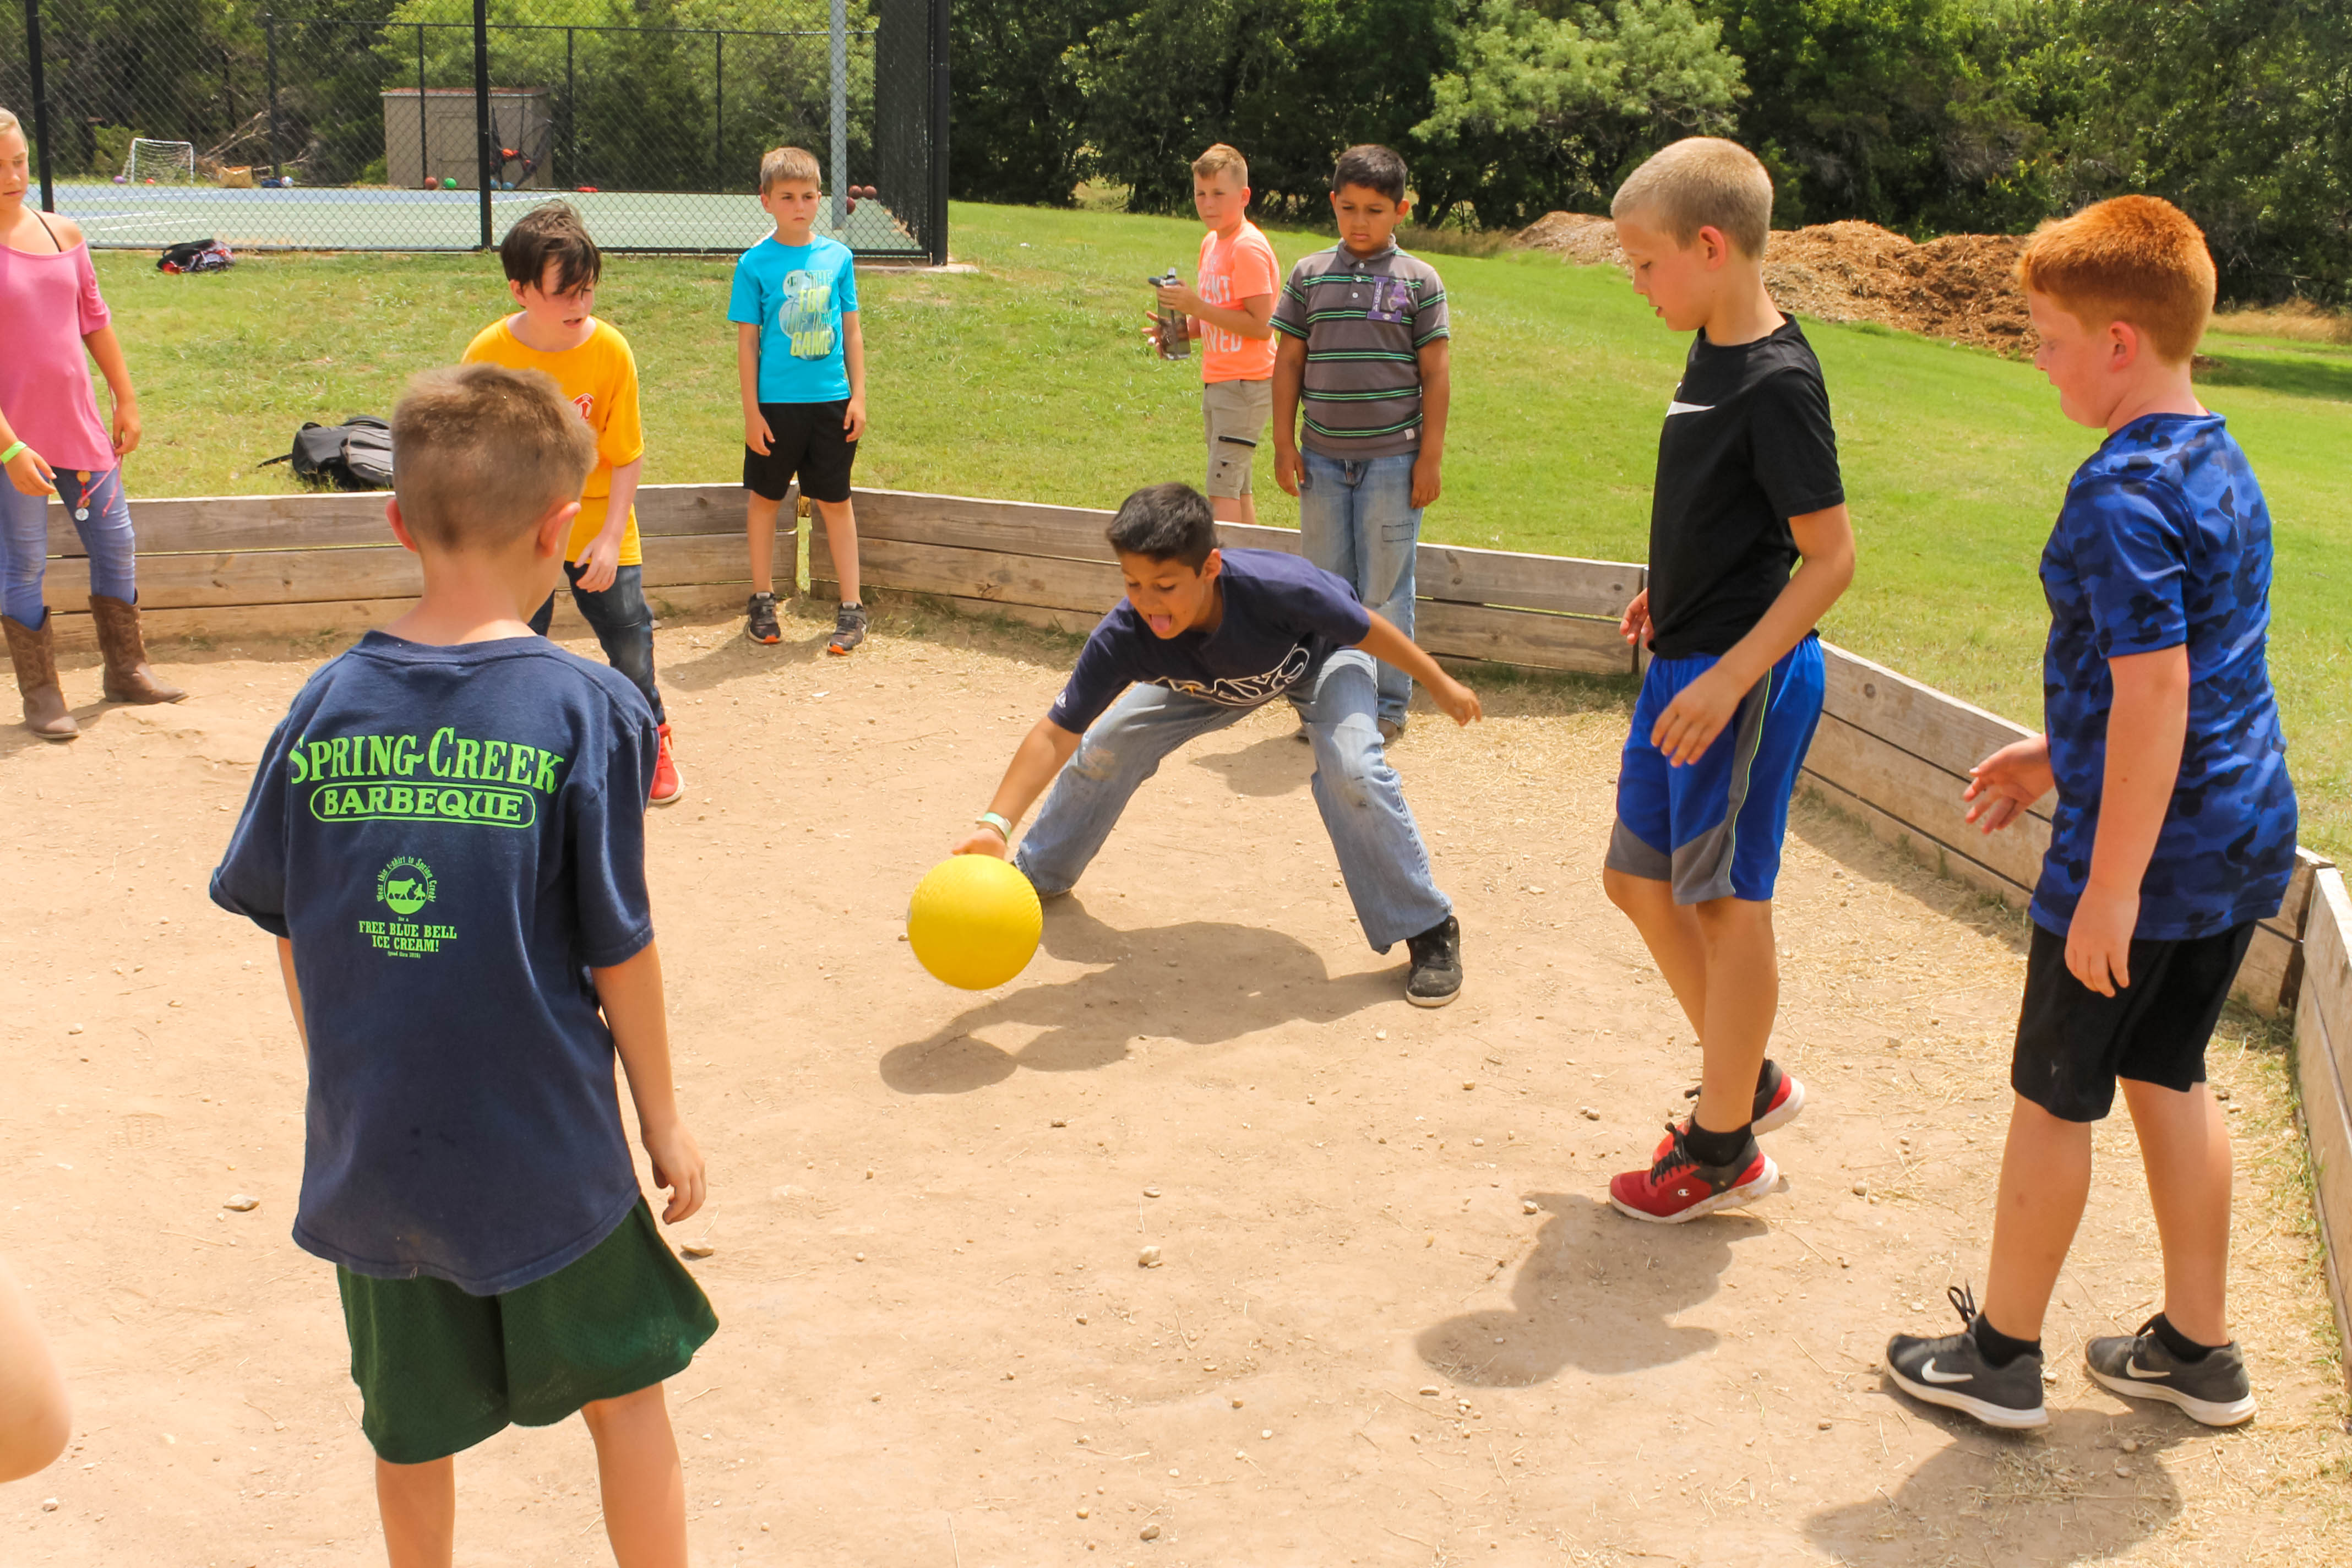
top-left (460, 317), bottom-right (646, 565)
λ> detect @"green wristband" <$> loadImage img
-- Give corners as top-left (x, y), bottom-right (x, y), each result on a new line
top-left (975, 811), bottom-right (1012, 840)
top-left (0, 442), bottom-right (24, 465)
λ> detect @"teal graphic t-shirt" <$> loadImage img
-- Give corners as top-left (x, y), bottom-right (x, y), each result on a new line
top-left (727, 233), bottom-right (858, 404)
top-left (211, 631), bottom-right (658, 1294)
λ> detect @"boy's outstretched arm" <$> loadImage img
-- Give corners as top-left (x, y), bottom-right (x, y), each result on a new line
top-left (2069, 645), bottom-right (2190, 997)
top-left (952, 717), bottom-right (1084, 858)
top-left (1357, 614), bottom-right (1482, 726)
top-left (1650, 503), bottom-right (1855, 766)
top-left (593, 941), bottom-right (707, 1224)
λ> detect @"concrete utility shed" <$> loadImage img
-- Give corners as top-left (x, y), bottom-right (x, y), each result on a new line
top-left (381, 87), bottom-right (551, 189)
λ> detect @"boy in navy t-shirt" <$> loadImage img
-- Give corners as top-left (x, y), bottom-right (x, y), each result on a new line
top-left (212, 363), bottom-right (716, 1559)
top-left (730, 144), bottom-right (868, 653)
top-left (949, 482), bottom-right (1480, 1006)
top-left (1599, 139), bottom-right (1856, 1224)
top-left (1887, 197), bottom-right (2297, 1432)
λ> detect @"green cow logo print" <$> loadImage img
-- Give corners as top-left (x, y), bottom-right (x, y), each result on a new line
top-left (363, 856), bottom-right (456, 957)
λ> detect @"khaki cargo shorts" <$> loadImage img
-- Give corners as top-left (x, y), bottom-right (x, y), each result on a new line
top-left (1202, 378), bottom-right (1273, 498)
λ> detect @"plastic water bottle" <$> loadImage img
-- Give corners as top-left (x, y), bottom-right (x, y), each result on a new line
top-left (1148, 270), bottom-right (1189, 361)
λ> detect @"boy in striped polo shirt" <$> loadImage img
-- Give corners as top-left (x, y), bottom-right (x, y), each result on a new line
top-left (1270, 144), bottom-right (1450, 742)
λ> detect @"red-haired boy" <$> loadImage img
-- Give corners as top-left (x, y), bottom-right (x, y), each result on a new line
top-left (1887, 196), bottom-right (2299, 1430)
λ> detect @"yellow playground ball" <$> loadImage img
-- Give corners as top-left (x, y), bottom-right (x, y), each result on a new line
top-left (906, 855), bottom-right (1042, 990)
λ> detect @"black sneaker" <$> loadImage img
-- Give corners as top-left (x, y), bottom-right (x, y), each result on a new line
top-left (826, 602), bottom-right (868, 655)
top-left (746, 591), bottom-right (781, 645)
top-left (2085, 1319), bottom-right (2257, 1426)
top-left (1681, 1058), bottom-right (1806, 1135)
top-left (1404, 914), bottom-right (1462, 1008)
top-left (1886, 1285), bottom-right (2049, 1430)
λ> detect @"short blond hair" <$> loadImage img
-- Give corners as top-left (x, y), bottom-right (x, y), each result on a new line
top-left (0, 107), bottom-right (21, 141)
top-left (759, 145), bottom-right (821, 194)
top-left (1192, 143), bottom-right (1247, 186)
top-left (2017, 195), bottom-right (2216, 366)
top-left (391, 364), bottom-right (595, 553)
top-left (1611, 137), bottom-right (1774, 259)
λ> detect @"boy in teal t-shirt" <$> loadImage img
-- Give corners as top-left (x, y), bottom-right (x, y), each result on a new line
top-left (729, 145), bottom-right (869, 654)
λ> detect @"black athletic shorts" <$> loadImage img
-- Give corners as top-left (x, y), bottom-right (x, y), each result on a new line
top-left (2011, 919), bottom-right (2255, 1122)
top-left (744, 399), bottom-right (857, 504)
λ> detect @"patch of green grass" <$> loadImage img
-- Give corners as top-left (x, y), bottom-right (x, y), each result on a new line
top-left (91, 199), bottom-right (2352, 857)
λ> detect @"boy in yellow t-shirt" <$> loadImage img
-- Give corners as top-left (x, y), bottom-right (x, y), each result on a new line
top-left (461, 202), bottom-right (682, 805)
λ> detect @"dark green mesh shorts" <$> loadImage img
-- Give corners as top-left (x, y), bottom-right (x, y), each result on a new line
top-left (336, 1200), bottom-right (718, 1464)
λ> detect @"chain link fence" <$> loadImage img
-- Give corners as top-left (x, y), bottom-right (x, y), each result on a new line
top-left (4, 0), bottom-right (947, 259)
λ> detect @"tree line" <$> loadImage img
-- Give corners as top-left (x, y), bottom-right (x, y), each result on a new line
top-left (948, 0), bottom-right (2352, 303)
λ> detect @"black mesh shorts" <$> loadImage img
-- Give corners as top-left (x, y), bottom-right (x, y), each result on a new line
top-left (2011, 919), bottom-right (2255, 1122)
top-left (744, 399), bottom-right (857, 504)
top-left (335, 1200), bottom-right (717, 1464)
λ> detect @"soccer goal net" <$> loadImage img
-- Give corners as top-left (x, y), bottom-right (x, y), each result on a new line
top-left (121, 139), bottom-right (198, 184)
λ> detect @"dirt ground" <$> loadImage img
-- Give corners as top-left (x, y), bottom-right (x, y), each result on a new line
top-left (4, 597), bottom-right (2347, 1567)
top-left (1516, 215), bottom-right (2032, 356)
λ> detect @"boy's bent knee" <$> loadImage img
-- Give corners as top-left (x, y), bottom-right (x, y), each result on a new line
top-left (1070, 742), bottom-right (1120, 782)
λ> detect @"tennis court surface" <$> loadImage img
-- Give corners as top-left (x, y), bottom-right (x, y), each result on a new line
top-left (52, 180), bottom-right (921, 255)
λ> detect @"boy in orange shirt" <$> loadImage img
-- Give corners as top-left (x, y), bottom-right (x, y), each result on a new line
top-left (463, 202), bottom-right (682, 805)
top-left (1149, 143), bottom-right (1278, 524)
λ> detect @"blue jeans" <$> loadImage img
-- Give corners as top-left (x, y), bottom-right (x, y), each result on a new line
top-left (1297, 449), bottom-right (1419, 727)
top-left (529, 562), bottom-right (666, 724)
top-left (1014, 650), bottom-right (1451, 950)
top-left (1, 466), bottom-right (137, 627)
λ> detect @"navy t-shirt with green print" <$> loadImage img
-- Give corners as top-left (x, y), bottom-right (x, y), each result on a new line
top-left (2035, 413), bottom-right (2298, 941)
top-left (211, 631), bottom-right (658, 1295)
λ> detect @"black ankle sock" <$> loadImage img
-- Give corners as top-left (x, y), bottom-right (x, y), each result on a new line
top-left (2150, 1313), bottom-right (2218, 1363)
top-left (1682, 1117), bottom-right (1751, 1168)
top-left (1972, 1314), bottom-right (2042, 1369)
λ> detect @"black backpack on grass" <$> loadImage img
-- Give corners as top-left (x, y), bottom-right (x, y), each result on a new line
top-left (261, 418), bottom-right (394, 491)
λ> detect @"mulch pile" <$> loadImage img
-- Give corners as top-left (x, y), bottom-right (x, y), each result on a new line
top-left (1516, 212), bottom-right (2032, 356)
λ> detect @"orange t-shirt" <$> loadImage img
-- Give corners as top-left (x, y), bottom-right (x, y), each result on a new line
top-left (1197, 220), bottom-right (1278, 384)
top-left (461, 317), bottom-right (646, 565)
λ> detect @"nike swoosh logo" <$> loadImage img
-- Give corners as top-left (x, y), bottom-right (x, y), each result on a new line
top-left (2125, 1360), bottom-right (2173, 1380)
top-left (1665, 400), bottom-right (1714, 416)
top-left (1917, 1359), bottom-right (1972, 1385)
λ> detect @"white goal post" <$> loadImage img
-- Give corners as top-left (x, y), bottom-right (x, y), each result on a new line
top-left (121, 139), bottom-right (197, 184)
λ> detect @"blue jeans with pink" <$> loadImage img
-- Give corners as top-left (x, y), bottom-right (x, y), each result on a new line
top-left (0, 466), bottom-right (137, 626)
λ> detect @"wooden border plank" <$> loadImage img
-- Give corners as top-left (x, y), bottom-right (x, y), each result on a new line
top-left (1417, 545), bottom-right (1643, 619)
top-left (2292, 868), bottom-right (2352, 1389)
top-left (1801, 712), bottom-right (2051, 890)
top-left (1412, 601), bottom-right (1633, 676)
top-left (818, 530), bottom-right (1124, 616)
top-left (1819, 642), bottom-right (2046, 808)
top-left (1796, 772), bottom-right (2033, 907)
top-left (2234, 924), bottom-right (2300, 1018)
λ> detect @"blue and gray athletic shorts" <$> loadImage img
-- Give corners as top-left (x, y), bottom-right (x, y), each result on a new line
top-left (1606, 635), bottom-right (1825, 905)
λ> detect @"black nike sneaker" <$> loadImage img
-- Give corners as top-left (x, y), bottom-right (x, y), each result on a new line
top-left (1886, 1284), bottom-right (2049, 1430)
top-left (1404, 914), bottom-right (1462, 1008)
top-left (746, 591), bottom-right (781, 645)
top-left (2085, 1319), bottom-right (2256, 1427)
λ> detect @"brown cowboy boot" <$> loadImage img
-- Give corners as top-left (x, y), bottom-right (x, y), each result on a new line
top-left (89, 594), bottom-right (186, 705)
top-left (3, 612), bottom-right (79, 741)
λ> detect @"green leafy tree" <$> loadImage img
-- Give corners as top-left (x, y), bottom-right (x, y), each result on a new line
top-left (1413, 0), bottom-right (1744, 228)
top-left (949, 0), bottom-right (1130, 205)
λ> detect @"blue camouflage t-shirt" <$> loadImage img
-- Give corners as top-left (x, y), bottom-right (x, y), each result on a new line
top-left (1047, 548), bottom-right (1371, 733)
top-left (211, 632), bottom-right (658, 1294)
top-left (2035, 413), bottom-right (2297, 941)
top-left (727, 234), bottom-right (858, 405)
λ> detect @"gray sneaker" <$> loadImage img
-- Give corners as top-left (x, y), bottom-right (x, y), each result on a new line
top-left (826, 601), bottom-right (868, 656)
top-left (1886, 1284), bottom-right (2049, 1429)
top-left (2086, 1319), bottom-right (2256, 1426)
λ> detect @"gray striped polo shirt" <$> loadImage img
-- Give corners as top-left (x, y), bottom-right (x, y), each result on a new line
top-left (1270, 241), bottom-right (1449, 458)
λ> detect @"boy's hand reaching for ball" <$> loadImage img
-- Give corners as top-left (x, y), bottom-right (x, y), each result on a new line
top-left (952, 824), bottom-right (1011, 859)
top-left (641, 1115), bottom-right (706, 1224)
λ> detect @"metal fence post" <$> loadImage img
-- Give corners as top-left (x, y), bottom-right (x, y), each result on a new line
top-left (829, 0), bottom-right (847, 230)
top-left (25, 0), bottom-right (55, 211)
top-left (565, 29), bottom-right (576, 187)
top-left (264, 13), bottom-right (284, 178)
top-left (714, 31), bottom-right (723, 191)
top-left (417, 24), bottom-right (429, 188)
top-left (930, 0), bottom-right (950, 265)
top-left (472, 0), bottom-right (493, 246)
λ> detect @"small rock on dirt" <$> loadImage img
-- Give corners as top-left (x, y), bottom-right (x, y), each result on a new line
top-left (1138, 1245), bottom-right (1162, 1267)
top-left (1419, 1386), bottom-right (1440, 1396)
top-left (1140, 1522), bottom-right (1161, 1540)
top-left (223, 1194), bottom-right (259, 1212)
top-left (1142, 1186), bottom-right (1161, 1198)
top-left (680, 1243), bottom-right (715, 1259)
top-left (1581, 1107), bottom-right (1600, 1120)
top-left (1522, 1199), bottom-right (1539, 1214)
top-left (1852, 1182), bottom-right (1870, 1196)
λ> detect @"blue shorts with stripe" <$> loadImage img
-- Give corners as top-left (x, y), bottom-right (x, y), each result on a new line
top-left (1606, 636), bottom-right (1824, 905)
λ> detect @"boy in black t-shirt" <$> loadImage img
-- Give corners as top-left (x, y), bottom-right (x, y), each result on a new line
top-left (949, 482), bottom-right (1480, 1006)
top-left (1598, 138), bottom-right (1857, 1223)
top-left (212, 364), bottom-right (714, 1564)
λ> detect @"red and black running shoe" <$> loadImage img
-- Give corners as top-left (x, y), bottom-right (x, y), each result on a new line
top-left (1651, 1059), bottom-right (1806, 1162)
top-left (1611, 1122), bottom-right (1780, 1224)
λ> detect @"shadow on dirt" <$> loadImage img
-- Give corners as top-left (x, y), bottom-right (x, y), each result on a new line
top-left (878, 896), bottom-right (1393, 1093)
top-left (1805, 1400), bottom-right (2208, 1564)
top-left (1415, 1194), bottom-right (1770, 1381)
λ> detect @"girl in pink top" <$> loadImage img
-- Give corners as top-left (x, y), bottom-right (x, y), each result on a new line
top-left (0, 106), bottom-right (180, 739)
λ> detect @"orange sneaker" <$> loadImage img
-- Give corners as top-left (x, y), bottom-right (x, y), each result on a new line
top-left (650, 722), bottom-right (684, 807)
